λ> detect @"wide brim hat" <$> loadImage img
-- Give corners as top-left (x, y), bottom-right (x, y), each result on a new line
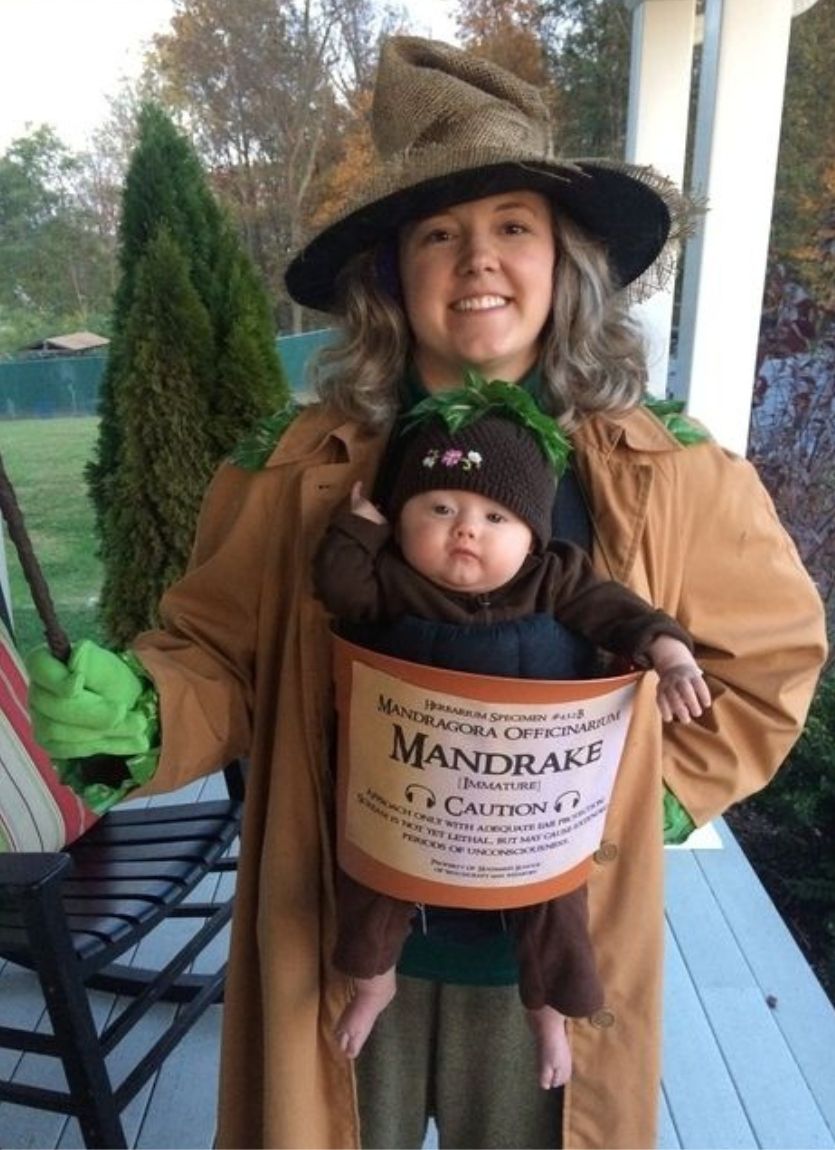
top-left (286, 36), bottom-right (696, 314)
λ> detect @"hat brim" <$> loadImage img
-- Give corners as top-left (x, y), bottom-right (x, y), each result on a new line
top-left (285, 158), bottom-right (673, 313)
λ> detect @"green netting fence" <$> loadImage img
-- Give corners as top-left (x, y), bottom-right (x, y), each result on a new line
top-left (0, 329), bottom-right (337, 419)
top-left (0, 354), bottom-right (106, 418)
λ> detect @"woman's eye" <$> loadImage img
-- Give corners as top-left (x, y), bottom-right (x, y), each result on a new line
top-left (423, 228), bottom-right (452, 244)
top-left (502, 221), bottom-right (529, 236)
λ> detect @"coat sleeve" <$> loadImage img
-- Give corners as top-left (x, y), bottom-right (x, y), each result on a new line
top-left (311, 509), bottom-right (393, 622)
top-left (129, 460), bottom-right (271, 793)
top-left (543, 541), bottom-right (694, 664)
top-left (659, 443), bottom-right (827, 826)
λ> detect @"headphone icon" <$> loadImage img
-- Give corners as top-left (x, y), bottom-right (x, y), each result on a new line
top-left (405, 784), bottom-right (437, 810)
top-left (554, 790), bottom-right (581, 813)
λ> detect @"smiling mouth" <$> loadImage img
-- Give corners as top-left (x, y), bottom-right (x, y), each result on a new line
top-left (450, 295), bottom-right (509, 312)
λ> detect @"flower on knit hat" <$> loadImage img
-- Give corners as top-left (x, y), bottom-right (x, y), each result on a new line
top-left (403, 371), bottom-right (572, 477)
top-left (423, 447), bottom-right (484, 472)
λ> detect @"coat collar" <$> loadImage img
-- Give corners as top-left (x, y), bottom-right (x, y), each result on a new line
top-left (263, 403), bottom-right (392, 469)
top-left (572, 404), bottom-right (683, 460)
top-left (570, 407), bottom-right (681, 584)
top-left (265, 399), bottom-right (680, 586)
top-left (264, 392), bottom-right (681, 467)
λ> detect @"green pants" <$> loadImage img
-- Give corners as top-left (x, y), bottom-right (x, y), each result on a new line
top-left (356, 976), bottom-right (563, 1149)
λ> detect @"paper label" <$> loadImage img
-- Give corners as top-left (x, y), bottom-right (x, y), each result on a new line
top-left (334, 636), bottom-right (639, 909)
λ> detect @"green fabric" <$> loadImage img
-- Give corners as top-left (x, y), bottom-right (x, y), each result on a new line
top-left (397, 927), bottom-right (519, 985)
top-left (25, 640), bottom-right (161, 813)
top-left (357, 977), bottom-right (563, 1148)
top-left (27, 639), bottom-right (144, 706)
top-left (26, 640), bottom-right (157, 758)
top-left (54, 747), bottom-right (160, 816)
top-left (401, 360), bottom-right (430, 407)
top-left (663, 785), bottom-right (697, 844)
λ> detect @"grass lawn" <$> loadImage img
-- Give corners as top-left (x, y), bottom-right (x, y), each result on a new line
top-left (1, 416), bottom-right (103, 655)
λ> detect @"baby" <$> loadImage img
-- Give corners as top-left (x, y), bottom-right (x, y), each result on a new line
top-left (313, 388), bottom-right (710, 1088)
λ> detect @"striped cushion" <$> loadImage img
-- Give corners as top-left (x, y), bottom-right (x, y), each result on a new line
top-left (0, 618), bottom-right (98, 851)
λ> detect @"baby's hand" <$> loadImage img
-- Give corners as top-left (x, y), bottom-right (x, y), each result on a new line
top-left (350, 481), bottom-right (387, 525)
top-left (656, 665), bottom-right (711, 724)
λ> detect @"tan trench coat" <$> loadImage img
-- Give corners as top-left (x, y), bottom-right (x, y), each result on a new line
top-left (133, 402), bottom-right (826, 1149)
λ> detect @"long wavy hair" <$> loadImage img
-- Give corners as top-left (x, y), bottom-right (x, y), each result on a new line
top-left (310, 208), bottom-right (648, 431)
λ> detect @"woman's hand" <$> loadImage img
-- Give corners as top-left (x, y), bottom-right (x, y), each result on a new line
top-left (25, 640), bottom-right (156, 759)
top-left (350, 481), bottom-right (387, 525)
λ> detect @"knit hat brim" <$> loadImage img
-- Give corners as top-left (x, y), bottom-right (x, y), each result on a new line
top-left (389, 412), bottom-right (557, 552)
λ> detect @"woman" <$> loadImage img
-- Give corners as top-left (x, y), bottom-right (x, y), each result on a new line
top-left (27, 36), bottom-right (826, 1149)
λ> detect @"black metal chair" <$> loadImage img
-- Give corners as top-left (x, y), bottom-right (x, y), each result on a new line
top-left (0, 761), bottom-right (243, 1148)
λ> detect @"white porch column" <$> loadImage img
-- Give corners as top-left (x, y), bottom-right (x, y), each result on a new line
top-left (624, 0), bottom-right (696, 397)
top-left (674, 0), bottom-right (794, 454)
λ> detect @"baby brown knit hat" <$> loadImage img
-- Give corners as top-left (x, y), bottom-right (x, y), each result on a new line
top-left (389, 412), bottom-right (556, 551)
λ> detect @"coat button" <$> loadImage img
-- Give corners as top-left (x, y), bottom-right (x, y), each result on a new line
top-left (590, 1008), bottom-right (616, 1029)
top-left (593, 841), bottom-right (618, 864)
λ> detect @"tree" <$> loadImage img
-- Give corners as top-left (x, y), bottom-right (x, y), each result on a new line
top-left (538, 0), bottom-right (632, 156)
top-left (88, 102), bottom-right (288, 646)
top-left (748, 261), bottom-right (835, 657)
top-left (455, 0), bottom-right (553, 89)
top-left (0, 127), bottom-right (114, 351)
top-left (147, 0), bottom-right (397, 331)
top-left (769, 0), bottom-right (835, 306)
top-left (453, 0), bottom-right (631, 156)
top-left (149, 0), bottom-right (337, 331)
top-left (99, 227), bottom-right (215, 644)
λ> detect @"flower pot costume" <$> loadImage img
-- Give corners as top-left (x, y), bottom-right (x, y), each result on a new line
top-left (26, 35), bottom-right (827, 1150)
top-left (314, 389), bottom-right (697, 1021)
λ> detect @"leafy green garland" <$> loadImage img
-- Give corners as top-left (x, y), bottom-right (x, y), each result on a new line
top-left (229, 384), bottom-right (709, 474)
top-left (401, 370), bottom-right (574, 476)
top-left (229, 401), bottom-right (302, 470)
top-left (642, 396), bottom-right (711, 446)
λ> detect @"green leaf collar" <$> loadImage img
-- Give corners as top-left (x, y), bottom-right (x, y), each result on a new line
top-left (401, 370), bottom-right (574, 477)
top-left (229, 401), bottom-right (302, 470)
top-left (642, 396), bottom-right (711, 446)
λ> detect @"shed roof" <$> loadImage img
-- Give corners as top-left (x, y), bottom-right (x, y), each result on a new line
top-left (23, 331), bottom-right (110, 354)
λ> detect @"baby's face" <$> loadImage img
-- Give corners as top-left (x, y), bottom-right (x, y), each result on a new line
top-left (398, 489), bottom-right (533, 595)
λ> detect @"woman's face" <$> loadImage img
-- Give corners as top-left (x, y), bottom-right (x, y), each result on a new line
top-left (398, 190), bottom-right (556, 392)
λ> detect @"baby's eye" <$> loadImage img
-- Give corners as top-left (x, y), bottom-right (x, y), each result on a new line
top-left (486, 511), bottom-right (507, 523)
top-left (431, 503), bottom-right (454, 516)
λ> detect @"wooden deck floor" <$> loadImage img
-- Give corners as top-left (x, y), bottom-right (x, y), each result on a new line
top-left (1, 780), bottom-right (833, 1149)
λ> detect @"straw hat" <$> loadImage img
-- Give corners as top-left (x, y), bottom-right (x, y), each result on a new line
top-left (285, 36), bottom-right (694, 313)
